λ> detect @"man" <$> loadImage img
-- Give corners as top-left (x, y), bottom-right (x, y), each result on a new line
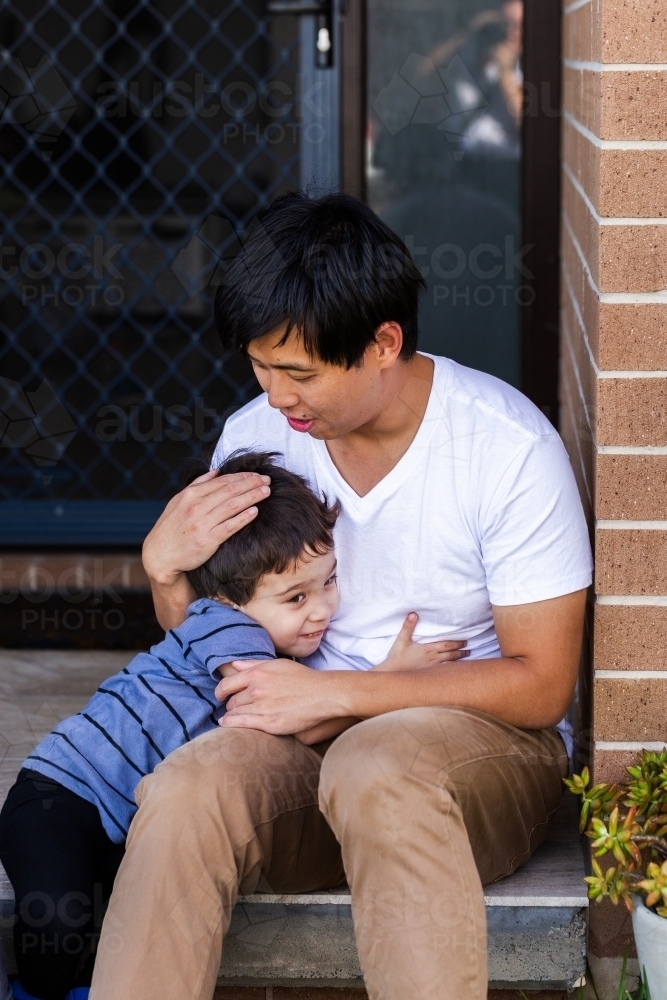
top-left (90, 193), bottom-right (592, 1000)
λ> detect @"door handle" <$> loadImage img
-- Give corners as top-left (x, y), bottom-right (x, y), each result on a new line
top-left (267, 0), bottom-right (333, 68)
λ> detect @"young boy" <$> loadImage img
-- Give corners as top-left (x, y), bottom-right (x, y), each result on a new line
top-left (0, 451), bottom-right (343, 1000)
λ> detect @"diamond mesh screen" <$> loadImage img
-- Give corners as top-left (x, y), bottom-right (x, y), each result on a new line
top-left (0, 0), bottom-right (306, 517)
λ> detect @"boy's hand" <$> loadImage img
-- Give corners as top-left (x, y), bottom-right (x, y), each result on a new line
top-left (218, 662), bottom-right (238, 678)
top-left (374, 613), bottom-right (468, 672)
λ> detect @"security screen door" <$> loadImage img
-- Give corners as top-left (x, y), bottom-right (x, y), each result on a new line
top-left (0, 0), bottom-right (342, 545)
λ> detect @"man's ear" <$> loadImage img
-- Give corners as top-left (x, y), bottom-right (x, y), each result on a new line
top-left (374, 321), bottom-right (404, 368)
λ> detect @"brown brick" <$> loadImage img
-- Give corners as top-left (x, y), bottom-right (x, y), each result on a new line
top-left (592, 747), bottom-right (640, 784)
top-left (562, 172), bottom-right (599, 288)
top-left (596, 454), bottom-right (667, 519)
top-left (601, 148), bottom-right (667, 221)
top-left (596, 528), bottom-right (667, 594)
top-left (560, 321), bottom-right (597, 446)
top-left (594, 603), bottom-right (667, 667)
top-left (597, 378), bottom-right (667, 446)
top-left (0, 552), bottom-right (149, 593)
top-left (559, 368), bottom-right (594, 519)
top-left (563, 118), bottom-right (667, 218)
top-left (562, 222), bottom-right (667, 370)
top-left (600, 224), bottom-right (667, 293)
top-left (563, 118), bottom-right (601, 212)
top-left (560, 282), bottom-right (593, 395)
top-left (563, 170), bottom-right (667, 293)
top-left (563, 68), bottom-right (667, 141)
top-left (601, 0), bottom-right (667, 63)
top-left (559, 294), bottom-right (667, 447)
top-left (561, 224), bottom-right (601, 362)
top-left (599, 301), bottom-right (667, 370)
top-left (563, 2), bottom-right (599, 63)
top-left (593, 675), bottom-right (667, 740)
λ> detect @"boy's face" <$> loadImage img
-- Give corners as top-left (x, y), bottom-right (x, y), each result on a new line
top-left (239, 548), bottom-right (338, 657)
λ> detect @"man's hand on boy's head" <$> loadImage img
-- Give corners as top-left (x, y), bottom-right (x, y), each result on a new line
top-left (142, 468), bottom-right (271, 586)
top-left (374, 613), bottom-right (468, 672)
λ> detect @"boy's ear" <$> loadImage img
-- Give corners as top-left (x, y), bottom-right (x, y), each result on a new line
top-left (215, 594), bottom-right (240, 610)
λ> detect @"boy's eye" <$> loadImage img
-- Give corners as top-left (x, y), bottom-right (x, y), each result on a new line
top-left (325, 573), bottom-right (337, 586)
top-left (288, 593), bottom-right (306, 604)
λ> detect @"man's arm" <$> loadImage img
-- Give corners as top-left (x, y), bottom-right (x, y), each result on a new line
top-left (216, 589), bottom-right (587, 733)
top-left (142, 469), bottom-right (271, 630)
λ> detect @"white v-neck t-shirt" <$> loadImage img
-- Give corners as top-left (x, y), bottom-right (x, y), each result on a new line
top-left (213, 354), bottom-right (592, 752)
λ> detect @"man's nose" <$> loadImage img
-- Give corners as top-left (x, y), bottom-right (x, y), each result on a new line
top-left (265, 373), bottom-right (300, 410)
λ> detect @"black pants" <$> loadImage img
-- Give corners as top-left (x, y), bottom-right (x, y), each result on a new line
top-left (0, 770), bottom-right (125, 1000)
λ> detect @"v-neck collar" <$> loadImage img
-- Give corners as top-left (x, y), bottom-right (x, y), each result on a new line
top-left (310, 354), bottom-right (448, 519)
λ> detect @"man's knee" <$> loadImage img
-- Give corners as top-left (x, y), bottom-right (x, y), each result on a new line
top-left (319, 709), bottom-right (457, 825)
top-left (319, 707), bottom-right (505, 828)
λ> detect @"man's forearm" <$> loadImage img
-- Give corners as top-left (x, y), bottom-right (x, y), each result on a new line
top-left (321, 656), bottom-right (575, 731)
top-left (149, 574), bottom-right (195, 631)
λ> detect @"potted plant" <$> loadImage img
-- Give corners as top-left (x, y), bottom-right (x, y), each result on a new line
top-left (566, 751), bottom-right (667, 1000)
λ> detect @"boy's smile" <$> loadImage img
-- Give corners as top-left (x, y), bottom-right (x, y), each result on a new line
top-left (232, 548), bottom-right (338, 658)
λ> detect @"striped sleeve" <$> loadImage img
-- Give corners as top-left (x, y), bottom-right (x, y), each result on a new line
top-left (183, 603), bottom-right (276, 676)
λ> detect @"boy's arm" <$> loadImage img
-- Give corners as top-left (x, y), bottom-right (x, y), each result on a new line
top-left (221, 665), bottom-right (358, 744)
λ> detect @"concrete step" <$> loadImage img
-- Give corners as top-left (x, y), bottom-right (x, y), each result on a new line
top-left (0, 651), bottom-right (588, 989)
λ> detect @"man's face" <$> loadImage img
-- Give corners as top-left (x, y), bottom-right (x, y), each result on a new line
top-left (245, 326), bottom-right (388, 440)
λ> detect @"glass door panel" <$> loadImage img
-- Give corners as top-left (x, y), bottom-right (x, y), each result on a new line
top-left (367, 0), bottom-right (523, 385)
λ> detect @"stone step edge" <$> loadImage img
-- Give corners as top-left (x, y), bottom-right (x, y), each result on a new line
top-left (231, 890), bottom-right (589, 907)
top-left (0, 883), bottom-right (588, 909)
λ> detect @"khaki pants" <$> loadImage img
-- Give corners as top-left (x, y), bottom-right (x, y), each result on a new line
top-left (90, 707), bottom-right (568, 1000)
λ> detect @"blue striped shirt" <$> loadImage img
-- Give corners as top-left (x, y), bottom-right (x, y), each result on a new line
top-left (24, 599), bottom-right (275, 842)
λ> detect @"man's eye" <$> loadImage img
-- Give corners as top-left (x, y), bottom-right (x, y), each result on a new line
top-left (288, 593), bottom-right (306, 604)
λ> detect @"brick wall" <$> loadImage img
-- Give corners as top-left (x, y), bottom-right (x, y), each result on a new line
top-left (559, 0), bottom-right (667, 959)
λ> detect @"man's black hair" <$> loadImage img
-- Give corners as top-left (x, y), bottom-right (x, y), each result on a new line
top-left (185, 451), bottom-right (340, 606)
top-left (214, 192), bottom-right (426, 368)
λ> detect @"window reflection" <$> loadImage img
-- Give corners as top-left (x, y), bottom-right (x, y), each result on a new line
top-left (367, 0), bottom-right (524, 386)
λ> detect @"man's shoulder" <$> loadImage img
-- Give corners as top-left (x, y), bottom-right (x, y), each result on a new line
top-left (433, 355), bottom-right (557, 447)
top-left (212, 394), bottom-right (291, 466)
top-left (226, 393), bottom-right (284, 438)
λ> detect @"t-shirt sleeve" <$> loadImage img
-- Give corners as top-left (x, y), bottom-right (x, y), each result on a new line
top-left (192, 620), bottom-right (276, 679)
top-left (480, 432), bottom-right (593, 606)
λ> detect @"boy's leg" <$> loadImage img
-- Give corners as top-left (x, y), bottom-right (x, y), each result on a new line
top-left (318, 707), bottom-right (569, 1000)
top-left (90, 729), bottom-right (344, 1000)
top-left (0, 771), bottom-right (124, 1000)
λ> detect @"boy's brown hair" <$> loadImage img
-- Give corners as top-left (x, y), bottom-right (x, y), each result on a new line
top-left (186, 451), bottom-right (340, 606)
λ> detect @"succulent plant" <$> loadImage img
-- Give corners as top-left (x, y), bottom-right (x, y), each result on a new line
top-left (565, 750), bottom-right (667, 917)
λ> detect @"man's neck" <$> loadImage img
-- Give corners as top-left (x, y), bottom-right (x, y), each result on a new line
top-left (325, 353), bottom-right (434, 498)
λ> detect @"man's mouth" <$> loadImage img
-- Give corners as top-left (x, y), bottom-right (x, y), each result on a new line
top-left (286, 416), bottom-right (315, 433)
